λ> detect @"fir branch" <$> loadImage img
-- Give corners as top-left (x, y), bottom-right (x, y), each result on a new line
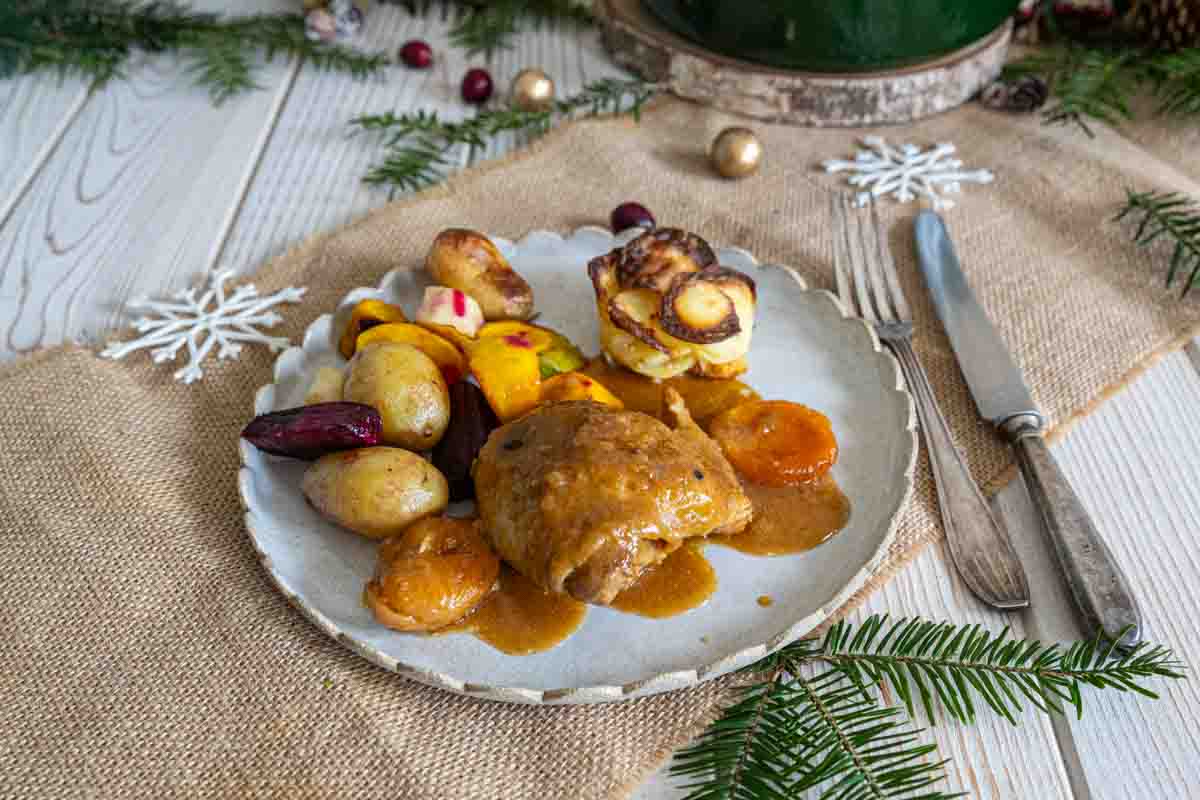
top-left (1116, 188), bottom-right (1200, 296)
top-left (352, 78), bottom-right (657, 192)
top-left (1006, 44), bottom-right (1200, 134)
top-left (1006, 46), bottom-right (1140, 135)
top-left (0, 0), bottom-right (387, 104)
top-left (674, 615), bottom-right (1184, 800)
top-left (813, 616), bottom-right (1182, 724)
top-left (673, 661), bottom-right (959, 800)
top-left (445, 0), bottom-right (594, 57)
top-left (1147, 49), bottom-right (1200, 117)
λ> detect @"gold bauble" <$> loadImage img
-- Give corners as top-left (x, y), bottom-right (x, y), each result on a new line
top-left (509, 68), bottom-right (556, 112)
top-left (710, 127), bottom-right (763, 179)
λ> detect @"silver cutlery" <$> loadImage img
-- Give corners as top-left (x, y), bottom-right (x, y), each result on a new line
top-left (831, 194), bottom-right (1030, 610)
top-left (915, 209), bottom-right (1142, 648)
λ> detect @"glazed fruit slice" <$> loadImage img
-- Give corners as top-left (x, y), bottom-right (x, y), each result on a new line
top-left (709, 400), bottom-right (838, 487)
top-left (356, 322), bottom-right (466, 384)
top-left (338, 299), bottom-right (407, 359)
top-left (468, 336), bottom-right (542, 422)
top-left (475, 321), bottom-right (585, 379)
top-left (539, 372), bottom-right (624, 408)
top-left (241, 401), bottom-right (382, 460)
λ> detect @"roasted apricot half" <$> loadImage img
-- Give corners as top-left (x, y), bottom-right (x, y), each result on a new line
top-left (365, 516), bottom-right (500, 632)
top-left (709, 400), bottom-right (837, 487)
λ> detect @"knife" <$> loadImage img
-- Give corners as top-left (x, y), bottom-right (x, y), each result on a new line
top-left (914, 210), bottom-right (1143, 649)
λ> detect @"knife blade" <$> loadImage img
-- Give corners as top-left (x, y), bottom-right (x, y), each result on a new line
top-left (914, 210), bottom-right (1143, 649)
top-left (913, 214), bottom-right (1040, 426)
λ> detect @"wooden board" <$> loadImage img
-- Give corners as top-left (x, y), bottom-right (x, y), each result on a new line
top-left (595, 0), bottom-right (1012, 127)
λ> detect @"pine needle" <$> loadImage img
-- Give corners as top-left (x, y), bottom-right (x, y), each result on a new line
top-left (673, 615), bottom-right (1184, 799)
top-left (352, 78), bottom-right (658, 192)
top-left (445, 0), bottom-right (594, 57)
top-left (1007, 44), bottom-right (1200, 135)
top-left (1116, 188), bottom-right (1200, 296)
top-left (0, 0), bottom-right (388, 104)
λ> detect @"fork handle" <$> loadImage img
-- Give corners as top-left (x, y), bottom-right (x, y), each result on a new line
top-left (887, 339), bottom-right (1030, 609)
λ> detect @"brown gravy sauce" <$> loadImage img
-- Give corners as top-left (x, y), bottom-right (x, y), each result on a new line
top-left (611, 544), bottom-right (717, 618)
top-left (420, 361), bottom-right (852, 653)
top-left (445, 566), bottom-right (587, 655)
top-left (581, 357), bottom-right (761, 430)
top-left (715, 476), bottom-right (851, 556)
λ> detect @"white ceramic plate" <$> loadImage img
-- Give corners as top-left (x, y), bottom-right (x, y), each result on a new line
top-left (239, 227), bottom-right (915, 704)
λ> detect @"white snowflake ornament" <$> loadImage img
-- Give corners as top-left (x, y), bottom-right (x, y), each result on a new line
top-left (101, 270), bottom-right (307, 384)
top-left (822, 136), bottom-right (994, 210)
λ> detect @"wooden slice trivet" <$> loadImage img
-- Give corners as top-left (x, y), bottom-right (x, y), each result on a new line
top-left (596, 0), bottom-right (1011, 127)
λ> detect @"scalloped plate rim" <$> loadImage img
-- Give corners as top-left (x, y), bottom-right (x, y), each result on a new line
top-left (239, 225), bottom-right (917, 704)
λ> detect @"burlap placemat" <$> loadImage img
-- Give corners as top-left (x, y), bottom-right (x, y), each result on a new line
top-left (3, 97), bottom-right (1199, 799)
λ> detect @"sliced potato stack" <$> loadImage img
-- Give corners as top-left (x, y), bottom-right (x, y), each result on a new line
top-left (588, 228), bottom-right (756, 380)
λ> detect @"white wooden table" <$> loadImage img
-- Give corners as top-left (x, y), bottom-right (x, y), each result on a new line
top-left (4, 4), bottom-right (1198, 798)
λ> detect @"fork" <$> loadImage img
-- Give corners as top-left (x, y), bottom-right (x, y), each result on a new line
top-left (831, 194), bottom-right (1030, 610)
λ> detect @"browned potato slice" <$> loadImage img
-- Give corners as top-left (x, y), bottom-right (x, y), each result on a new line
top-left (425, 229), bottom-right (534, 321)
top-left (688, 356), bottom-right (749, 379)
top-left (301, 447), bottom-right (449, 539)
top-left (608, 288), bottom-right (668, 353)
top-left (659, 273), bottom-right (740, 344)
top-left (616, 228), bottom-right (716, 291)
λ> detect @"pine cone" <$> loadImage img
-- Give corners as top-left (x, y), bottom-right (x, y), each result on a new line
top-left (979, 76), bottom-right (1050, 113)
top-left (1127, 0), bottom-right (1200, 50)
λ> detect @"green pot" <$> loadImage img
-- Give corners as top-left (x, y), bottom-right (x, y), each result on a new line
top-left (643, 0), bottom-right (1020, 72)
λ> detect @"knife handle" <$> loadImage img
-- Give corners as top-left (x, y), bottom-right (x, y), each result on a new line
top-left (888, 339), bottom-right (1030, 609)
top-left (1003, 415), bottom-right (1143, 649)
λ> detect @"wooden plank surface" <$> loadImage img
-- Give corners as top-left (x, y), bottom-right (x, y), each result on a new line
top-left (0, 1), bottom-right (296, 357)
top-left (0, 73), bottom-right (91, 230)
top-left (1007, 350), bottom-right (1200, 800)
top-left (3, 4), bottom-right (1200, 799)
top-left (219, 5), bottom-right (627, 277)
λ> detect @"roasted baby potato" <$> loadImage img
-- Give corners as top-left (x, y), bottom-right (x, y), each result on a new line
top-left (365, 516), bottom-right (501, 632)
top-left (426, 229), bottom-right (534, 321)
top-left (303, 366), bottom-right (345, 405)
top-left (344, 342), bottom-right (450, 450)
top-left (301, 447), bottom-right (449, 539)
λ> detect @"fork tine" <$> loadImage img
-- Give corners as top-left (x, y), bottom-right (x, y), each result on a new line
top-left (862, 200), bottom-right (897, 323)
top-left (831, 194), bottom-right (856, 316)
top-left (846, 197), bottom-right (878, 323)
top-left (871, 200), bottom-right (912, 323)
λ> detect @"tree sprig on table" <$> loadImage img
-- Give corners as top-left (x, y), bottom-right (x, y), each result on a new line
top-left (398, 0), bottom-right (594, 57)
top-left (0, 0), bottom-right (388, 104)
top-left (673, 615), bottom-right (1183, 800)
top-left (1117, 188), bottom-right (1200, 297)
top-left (351, 78), bottom-right (658, 192)
top-left (1006, 44), bottom-right (1200, 135)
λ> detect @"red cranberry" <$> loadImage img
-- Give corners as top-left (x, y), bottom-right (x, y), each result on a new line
top-left (399, 40), bottom-right (433, 69)
top-left (461, 68), bottom-right (494, 104)
top-left (610, 202), bottom-right (656, 233)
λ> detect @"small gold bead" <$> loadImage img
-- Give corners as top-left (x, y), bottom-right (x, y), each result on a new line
top-left (709, 127), bottom-right (763, 179)
top-left (509, 69), bottom-right (556, 113)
